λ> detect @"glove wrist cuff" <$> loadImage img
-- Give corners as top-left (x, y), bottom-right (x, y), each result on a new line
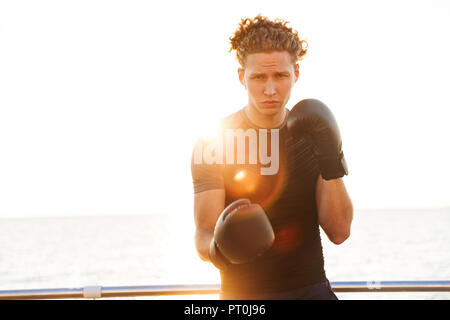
top-left (209, 241), bottom-right (230, 271)
top-left (318, 152), bottom-right (348, 180)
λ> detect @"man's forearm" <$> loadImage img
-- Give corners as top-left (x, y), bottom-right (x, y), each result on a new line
top-left (195, 228), bottom-right (214, 262)
top-left (317, 177), bottom-right (353, 244)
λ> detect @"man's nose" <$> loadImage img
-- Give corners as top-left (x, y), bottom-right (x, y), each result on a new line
top-left (264, 79), bottom-right (276, 96)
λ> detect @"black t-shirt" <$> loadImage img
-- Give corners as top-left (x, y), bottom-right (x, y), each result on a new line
top-left (191, 107), bottom-right (327, 294)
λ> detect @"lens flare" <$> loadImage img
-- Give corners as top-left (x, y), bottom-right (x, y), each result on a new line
top-left (234, 170), bottom-right (246, 181)
top-left (272, 222), bottom-right (303, 254)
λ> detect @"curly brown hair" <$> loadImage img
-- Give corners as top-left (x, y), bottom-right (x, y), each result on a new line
top-left (229, 14), bottom-right (308, 68)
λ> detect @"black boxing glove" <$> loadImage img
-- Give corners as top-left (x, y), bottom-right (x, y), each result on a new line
top-left (209, 199), bottom-right (275, 270)
top-left (287, 99), bottom-right (348, 180)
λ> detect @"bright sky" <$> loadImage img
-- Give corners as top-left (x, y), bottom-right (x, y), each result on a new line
top-left (1, 0), bottom-right (449, 218)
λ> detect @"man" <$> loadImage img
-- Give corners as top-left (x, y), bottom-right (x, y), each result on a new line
top-left (191, 15), bottom-right (353, 300)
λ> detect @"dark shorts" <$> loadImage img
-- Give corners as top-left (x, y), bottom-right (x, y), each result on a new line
top-left (220, 280), bottom-right (338, 300)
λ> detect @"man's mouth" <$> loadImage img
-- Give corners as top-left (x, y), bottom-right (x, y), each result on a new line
top-left (262, 101), bottom-right (279, 104)
top-left (262, 101), bottom-right (280, 107)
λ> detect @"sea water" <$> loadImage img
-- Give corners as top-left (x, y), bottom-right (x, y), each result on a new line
top-left (0, 208), bottom-right (449, 300)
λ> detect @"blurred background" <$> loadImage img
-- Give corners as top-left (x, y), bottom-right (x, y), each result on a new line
top-left (0, 0), bottom-right (449, 299)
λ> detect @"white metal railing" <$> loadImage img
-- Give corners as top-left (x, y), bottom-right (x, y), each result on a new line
top-left (0, 281), bottom-right (450, 299)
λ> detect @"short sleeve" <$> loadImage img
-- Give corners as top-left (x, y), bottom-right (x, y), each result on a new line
top-left (190, 138), bottom-right (224, 193)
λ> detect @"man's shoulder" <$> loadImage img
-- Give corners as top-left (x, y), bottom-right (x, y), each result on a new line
top-left (191, 107), bottom-right (248, 154)
top-left (220, 108), bottom-right (248, 130)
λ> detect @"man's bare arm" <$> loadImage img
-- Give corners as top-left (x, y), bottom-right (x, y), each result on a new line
top-left (316, 175), bottom-right (353, 245)
top-left (194, 189), bottom-right (225, 261)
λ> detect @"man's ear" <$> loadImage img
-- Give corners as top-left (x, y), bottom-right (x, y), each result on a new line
top-left (294, 63), bottom-right (300, 84)
top-left (238, 67), bottom-right (247, 89)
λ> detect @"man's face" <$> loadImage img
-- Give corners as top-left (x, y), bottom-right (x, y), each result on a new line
top-left (239, 51), bottom-right (299, 116)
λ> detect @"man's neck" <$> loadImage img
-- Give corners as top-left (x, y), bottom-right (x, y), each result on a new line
top-left (244, 104), bottom-right (287, 128)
